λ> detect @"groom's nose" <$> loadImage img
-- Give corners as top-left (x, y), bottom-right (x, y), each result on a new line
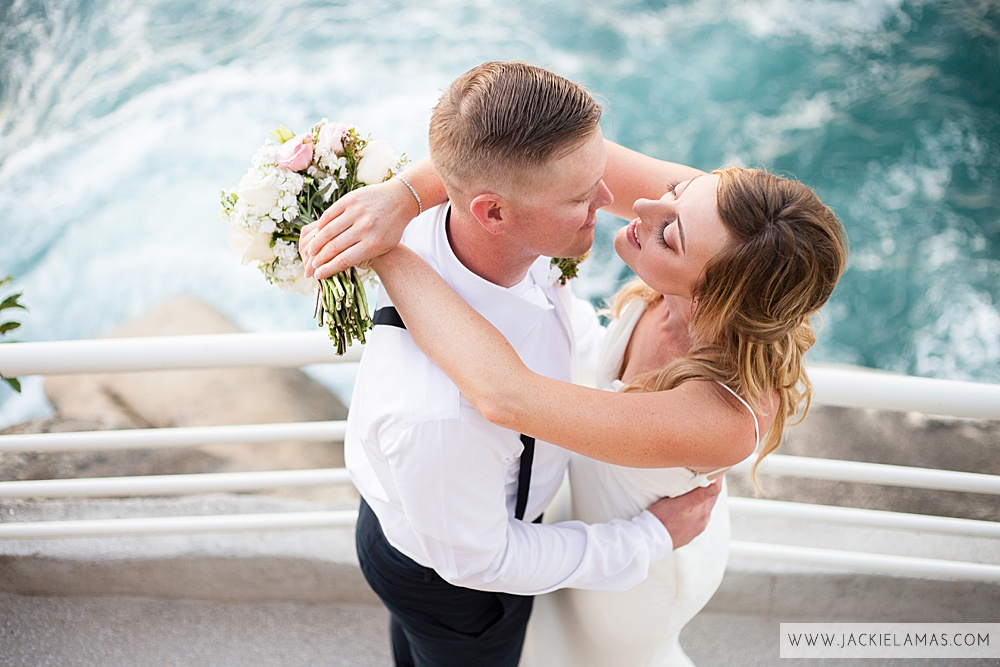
top-left (594, 179), bottom-right (613, 209)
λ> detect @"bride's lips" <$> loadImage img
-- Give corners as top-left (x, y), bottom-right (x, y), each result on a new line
top-left (627, 220), bottom-right (641, 248)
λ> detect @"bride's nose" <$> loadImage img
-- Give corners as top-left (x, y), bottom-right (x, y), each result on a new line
top-left (632, 197), bottom-right (657, 219)
top-left (633, 196), bottom-right (673, 220)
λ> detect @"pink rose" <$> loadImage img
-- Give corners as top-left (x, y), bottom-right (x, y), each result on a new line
top-left (276, 134), bottom-right (314, 172)
top-left (317, 122), bottom-right (351, 157)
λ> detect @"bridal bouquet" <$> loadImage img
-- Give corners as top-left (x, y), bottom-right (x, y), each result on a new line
top-left (221, 120), bottom-right (406, 354)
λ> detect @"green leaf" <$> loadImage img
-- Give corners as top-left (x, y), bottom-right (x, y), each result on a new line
top-left (0, 293), bottom-right (26, 312)
top-left (2, 375), bottom-right (21, 393)
top-left (0, 321), bottom-right (21, 335)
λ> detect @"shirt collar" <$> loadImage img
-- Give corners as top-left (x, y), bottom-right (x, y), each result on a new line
top-left (427, 205), bottom-right (557, 348)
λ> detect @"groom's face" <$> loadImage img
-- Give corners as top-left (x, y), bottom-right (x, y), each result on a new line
top-left (503, 128), bottom-right (612, 260)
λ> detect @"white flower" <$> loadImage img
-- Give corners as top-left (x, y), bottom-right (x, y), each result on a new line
top-left (288, 274), bottom-right (317, 296)
top-left (272, 255), bottom-right (301, 279)
top-left (237, 170), bottom-right (282, 211)
top-left (273, 238), bottom-right (300, 262)
top-left (316, 175), bottom-right (338, 202)
top-left (356, 140), bottom-right (398, 185)
top-left (251, 143), bottom-right (279, 169)
top-left (227, 225), bottom-right (274, 265)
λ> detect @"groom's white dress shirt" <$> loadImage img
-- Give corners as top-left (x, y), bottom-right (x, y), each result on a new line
top-left (345, 204), bottom-right (672, 595)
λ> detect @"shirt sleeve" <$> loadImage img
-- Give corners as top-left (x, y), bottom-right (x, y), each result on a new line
top-left (379, 411), bottom-right (672, 595)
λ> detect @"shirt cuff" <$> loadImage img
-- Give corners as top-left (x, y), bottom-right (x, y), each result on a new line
top-left (636, 509), bottom-right (674, 559)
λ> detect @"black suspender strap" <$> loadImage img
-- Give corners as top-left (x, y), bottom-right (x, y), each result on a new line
top-left (373, 306), bottom-right (406, 329)
top-left (514, 434), bottom-right (535, 521)
top-left (373, 306), bottom-right (539, 522)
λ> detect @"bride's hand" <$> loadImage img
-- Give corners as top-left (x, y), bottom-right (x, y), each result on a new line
top-left (300, 178), bottom-right (417, 279)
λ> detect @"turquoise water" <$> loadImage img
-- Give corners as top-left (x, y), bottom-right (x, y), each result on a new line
top-left (1, 0), bottom-right (998, 421)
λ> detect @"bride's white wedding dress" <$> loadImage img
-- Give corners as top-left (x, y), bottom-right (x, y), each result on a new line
top-left (520, 298), bottom-right (759, 667)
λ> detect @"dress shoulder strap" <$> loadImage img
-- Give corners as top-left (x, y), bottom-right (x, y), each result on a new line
top-left (715, 381), bottom-right (761, 450)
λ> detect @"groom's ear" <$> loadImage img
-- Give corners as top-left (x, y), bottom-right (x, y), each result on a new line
top-left (469, 193), bottom-right (508, 235)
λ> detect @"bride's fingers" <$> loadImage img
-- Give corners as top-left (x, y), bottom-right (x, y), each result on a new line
top-left (305, 216), bottom-right (353, 262)
top-left (316, 197), bottom-right (348, 227)
top-left (300, 221), bottom-right (317, 239)
top-left (311, 222), bottom-right (365, 266)
top-left (312, 241), bottom-right (369, 280)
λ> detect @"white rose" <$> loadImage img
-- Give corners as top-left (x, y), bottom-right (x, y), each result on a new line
top-left (356, 140), bottom-right (397, 185)
top-left (227, 225), bottom-right (275, 265)
top-left (237, 170), bottom-right (282, 210)
top-left (288, 274), bottom-right (317, 296)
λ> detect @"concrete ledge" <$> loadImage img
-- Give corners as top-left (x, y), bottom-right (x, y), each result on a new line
top-left (0, 554), bottom-right (376, 604)
top-left (714, 564), bottom-right (1000, 621)
top-left (0, 494), bottom-right (375, 604)
top-left (0, 592), bottom-right (392, 667)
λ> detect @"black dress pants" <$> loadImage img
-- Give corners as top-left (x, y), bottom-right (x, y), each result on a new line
top-left (355, 498), bottom-right (534, 666)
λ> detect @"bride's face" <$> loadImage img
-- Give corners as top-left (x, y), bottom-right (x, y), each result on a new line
top-left (613, 173), bottom-right (733, 298)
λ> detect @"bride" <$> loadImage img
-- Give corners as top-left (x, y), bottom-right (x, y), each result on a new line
top-left (302, 143), bottom-right (847, 665)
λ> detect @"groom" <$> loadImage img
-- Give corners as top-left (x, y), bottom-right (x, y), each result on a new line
top-left (332, 62), bottom-right (719, 666)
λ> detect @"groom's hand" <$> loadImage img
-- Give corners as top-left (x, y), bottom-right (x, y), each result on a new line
top-left (645, 479), bottom-right (722, 549)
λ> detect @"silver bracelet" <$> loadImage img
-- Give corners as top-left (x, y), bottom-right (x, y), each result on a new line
top-left (396, 176), bottom-right (423, 216)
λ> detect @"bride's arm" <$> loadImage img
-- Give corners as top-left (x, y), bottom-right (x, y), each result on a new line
top-left (302, 142), bottom-right (706, 277)
top-left (369, 247), bottom-right (757, 470)
top-left (302, 157), bottom-right (448, 279)
top-left (600, 142), bottom-right (705, 221)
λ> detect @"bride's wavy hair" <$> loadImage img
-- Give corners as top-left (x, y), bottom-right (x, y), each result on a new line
top-left (612, 167), bottom-right (848, 487)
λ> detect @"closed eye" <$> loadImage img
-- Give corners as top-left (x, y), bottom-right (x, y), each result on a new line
top-left (654, 218), bottom-right (673, 250)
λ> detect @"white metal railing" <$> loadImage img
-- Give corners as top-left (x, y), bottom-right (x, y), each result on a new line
top-left (730, 455), bottom-right (1000, 495)
top-left (1, 332), bottom-right (999, 584)
top-left (1, 335), bottom-right (997, 417)
top-left (727, 497), bottom-right (1000, 539)
top-left (0, 331), bottom-right (364, 376)
top-left (0, 510), bottom-right (358, 539)
top-left (0, 468), bottom-right (352, 498)
top-left (0, 421), bottom-right (347, 453)
top-left (728, 542), bottom-right (1000, 583)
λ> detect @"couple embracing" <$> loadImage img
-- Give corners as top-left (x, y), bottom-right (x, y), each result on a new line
top-left (301, 61), bottom-right (847, 666)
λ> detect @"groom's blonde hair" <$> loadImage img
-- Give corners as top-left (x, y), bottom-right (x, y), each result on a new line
top-left (429, 61), bottom-right (602, 197)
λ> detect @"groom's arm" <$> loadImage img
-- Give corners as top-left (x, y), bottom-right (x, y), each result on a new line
top-left (380, 415), bottom-right (675, 596)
